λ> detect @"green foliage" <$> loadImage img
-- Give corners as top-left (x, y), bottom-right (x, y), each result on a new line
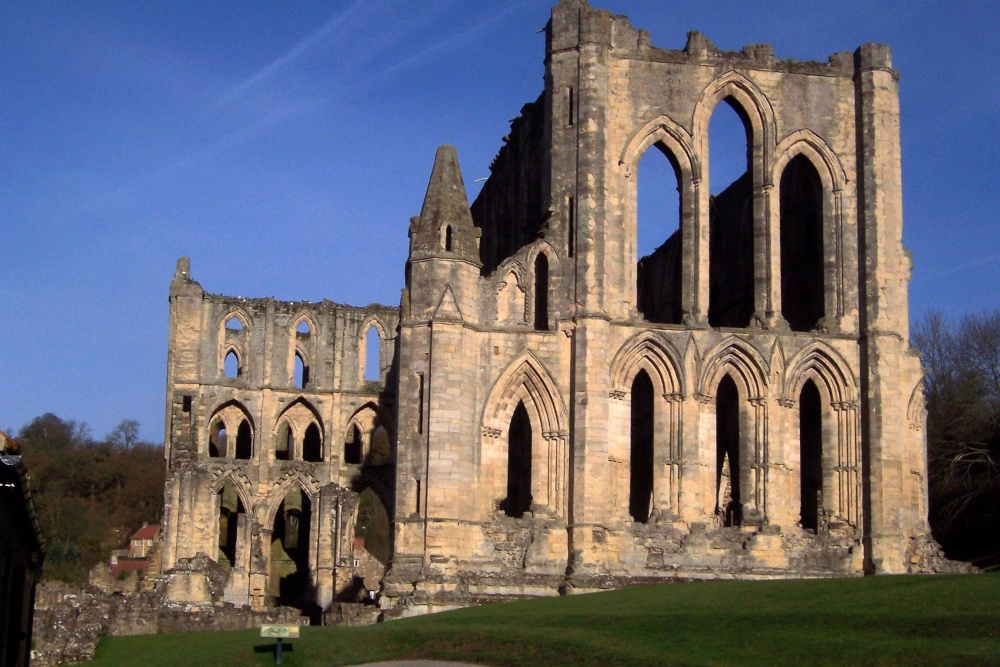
top-left (90, 575), bottom-right (1000, 667)
top-left (913, 310), bottom-right (1000, 560)
top-left (16, 413), bottom-right (166, 584)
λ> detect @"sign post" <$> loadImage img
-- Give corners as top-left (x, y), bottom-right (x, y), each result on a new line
top-left (259, 625), bottom-right (300, 665)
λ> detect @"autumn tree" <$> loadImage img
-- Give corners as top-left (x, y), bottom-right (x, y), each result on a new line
top-left (16, 414), bottom-right (166, 583)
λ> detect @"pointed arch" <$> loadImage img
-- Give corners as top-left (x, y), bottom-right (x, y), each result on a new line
top-left (608, 332), bottom-right (685, 519)
top-left (783, 341), bottom-right (861, 528)
top-left (783, 342), bottom-right (856, 405)
top-left (206, 399), bottom-right (255, 434)
top-left (526, 241), bottom-right (559, 332)
top-left (223, 347), bottom-right (241, 379)
top-left (211, 471), bottom-right (254, 510)
top-left (773, 130), bottom-right (846, 194)
top-left (697, 337), bottom-right (769, 399)
top-left (772, 130), bottom-right (848, 331)
top-left (620, 114), bottom-right (699, 181)
top-left (620, 115), bottom-right (699, 324)
top-left (262, 474), bottom-right (319, 528)
top-left (274, 398), bottom-right (324, 462)
top-left (359, 315), bottom-right (388, 383)
top-left (694, 72), bottom-right (776, 327)
top-left (526, 240), bottom-right (560, 274)
top-left (482, 351), bottom-right (566, 438)
top-left (481, 351), bottom-right (568, 516)
top-left (693, 71), bottom-right (776, 185)
top-left (290, 311), bottom-right (317, 337)
top-left (221, 308), bottom-right (251, 332)
top-left (610, 331), bottom-right (685, 397)
top-left (220, 309), bottom-right (250, 381)
top-left (343, 402), bottom-right (392, 465)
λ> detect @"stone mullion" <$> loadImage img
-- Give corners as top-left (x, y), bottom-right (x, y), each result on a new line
top-left (682, 176), bottom-right (704, 325)
top-left (748, 397), bottom-right (768, 521)
top-left (832, 190), bottom-right (846, 325)
top-left (763, 183), bottom-right (784, 328)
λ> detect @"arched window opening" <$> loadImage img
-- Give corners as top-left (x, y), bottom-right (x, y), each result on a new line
top-left (302, 423), bottom-right (322, 463)
top-left (296, 320), bottom-right (311, 335)
top-left (780, 154), bottom-right (825, 331)
top-left (293, 352), bottom-right (309, 389)
top-left (629, 370), bottom-right (655, 523)
top-left (217, 484), bottom-right (244, 569)
top-left (225, 317), bottom-right (243, 331)
top-left (444, 225), bottom-right (453, 251)
top-left (275, 422), bottom-right (292, 461)
top-left (344, 424), bottom-right (362, 465)
top-left (270, 488), bottom-right (316, 616)
top-left (224, 350), bottom-right (240, 379)
top-left (799, 380), bottom-right (823, 532)
top-left (504, 401), bottom-right (532, 518)
top-left (533, 253), bottom-right (549, 331)
top-left (235, 420), bottom-right (253, 460)
top-left (708, 99), bottom-right (754, 328)
top-left (370, 425), bottom-right (391, 465)
top-left (209, 420), bottom-right (227, 458)
top-left (636, 145), bottom-right (682, 324)
top-left (715, 375), bottom-right (742, 526)
top-left (354, 487), bottom-right (391, 567)
top-left (363, 326), bottom-right (381, 382)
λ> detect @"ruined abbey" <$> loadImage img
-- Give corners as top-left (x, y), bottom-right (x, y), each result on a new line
top-left (160, 0), bottom-right (948, 621)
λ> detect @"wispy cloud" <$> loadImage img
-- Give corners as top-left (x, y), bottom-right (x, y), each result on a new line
top-left (212, 0), bottom-right (369, 109)
top-left (350, 0), bottom-right (537, 93)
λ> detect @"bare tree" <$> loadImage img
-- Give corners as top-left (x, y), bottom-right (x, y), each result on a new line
top-left (108, 419), bottom-right (141, 451)
top-left (913, 310), bottom-right (1000, 560)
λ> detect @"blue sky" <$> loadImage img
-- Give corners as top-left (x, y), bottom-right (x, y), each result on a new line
top-left (2, 0), bottom-right (998, 442)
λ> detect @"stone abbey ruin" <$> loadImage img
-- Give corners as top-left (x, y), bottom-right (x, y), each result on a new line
top-left (160, 0), bottom-right (952, 621)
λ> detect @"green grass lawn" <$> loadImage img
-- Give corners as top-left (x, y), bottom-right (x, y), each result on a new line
top-left (91, 574), bottom-right (1000, 667)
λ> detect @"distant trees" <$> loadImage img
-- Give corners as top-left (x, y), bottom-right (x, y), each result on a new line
top-left (108, 419), bottom-right (141, 450)
top-left (16, 413), bottom-right (165, 584)
top-left (913, 310), bottom-right (1000, 561)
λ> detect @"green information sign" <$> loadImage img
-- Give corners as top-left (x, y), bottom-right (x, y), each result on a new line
top-left (260, 625), bottom-right (300, 639)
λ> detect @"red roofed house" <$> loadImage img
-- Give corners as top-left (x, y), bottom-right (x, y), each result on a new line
top-left (129, 524), bottom-right (160, 558)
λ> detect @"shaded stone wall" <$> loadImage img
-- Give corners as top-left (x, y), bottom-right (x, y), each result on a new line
top-left (471, 97), bottom-right (547, 275)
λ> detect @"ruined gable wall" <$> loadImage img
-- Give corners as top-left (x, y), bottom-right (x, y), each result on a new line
top-left (162, 259), bottom-right (399, 611)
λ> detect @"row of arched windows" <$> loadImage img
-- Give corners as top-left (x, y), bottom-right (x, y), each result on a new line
top-left (633, 85), bottom-right (838, 333)
top-left (500, 371), bottom-right (835, 531)
top-left (490, 339), bottom-right (859, 535)
top-left (219, 315), bottom-right (386, 385)
top-left (205, 401), bottom-right (391, 466)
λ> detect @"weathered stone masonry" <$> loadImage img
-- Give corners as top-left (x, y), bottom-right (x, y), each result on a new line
top-left (162, 258), bottom-right (398, 613)
top-left (161, 0), bottom-right (953, 621)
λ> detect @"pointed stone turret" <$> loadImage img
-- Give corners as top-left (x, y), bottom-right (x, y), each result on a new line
top-left (409, 145), bottom-right (481, 267)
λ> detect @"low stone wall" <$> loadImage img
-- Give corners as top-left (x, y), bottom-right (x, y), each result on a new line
top-left (31, 580), bottom-right (305, 666)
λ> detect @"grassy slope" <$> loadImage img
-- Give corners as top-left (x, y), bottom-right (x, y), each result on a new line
top-left (91, 574), bottom-right (1000, 667)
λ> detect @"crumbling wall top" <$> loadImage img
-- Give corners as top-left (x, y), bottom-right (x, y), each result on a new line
top-left (548, 1), bottom-right (887, 78)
